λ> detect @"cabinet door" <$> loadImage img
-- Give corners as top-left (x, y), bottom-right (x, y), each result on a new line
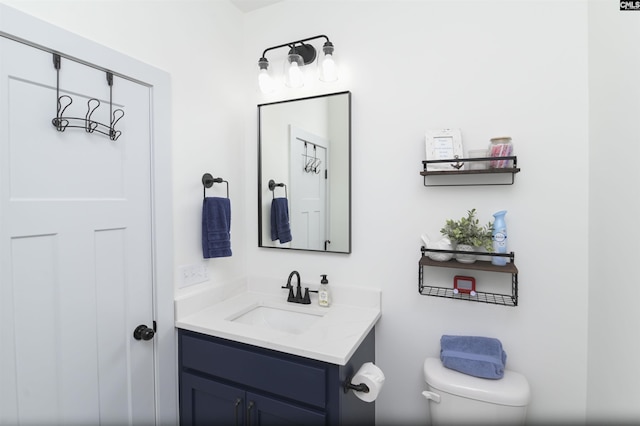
top-left (180, 372), bottom-right (245, 426)
top-left (247, 392), bottom-right (325, 426)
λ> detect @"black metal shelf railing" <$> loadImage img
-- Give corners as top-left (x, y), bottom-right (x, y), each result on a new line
top-left (421, 156), bottom-right (520, 186)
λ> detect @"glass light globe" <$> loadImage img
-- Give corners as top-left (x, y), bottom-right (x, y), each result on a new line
top-left (257, 57), bottom-right (275, 94)
top-left (258, 68), bottom-right (275, 93)
top-left (284, 54), bottom-right (305, 88)
top-left (319, 53), bottom-right (338, 82)
top-left (319, 41), bottom-right (338, 82)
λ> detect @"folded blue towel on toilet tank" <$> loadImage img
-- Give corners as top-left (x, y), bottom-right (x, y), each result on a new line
top-left (440, 335), bottom-right (507, 379)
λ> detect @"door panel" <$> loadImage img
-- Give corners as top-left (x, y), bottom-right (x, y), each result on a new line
top-left (289, 126), bottom-right (328, 251)
top-left (249, 392), bottom-right (326, 426)
top-left (0, 36), bottom-right (155, 425)
top-left (180, 372), bottom-right (245, 426)
top-left (10, 234), bottom-right (66, 423)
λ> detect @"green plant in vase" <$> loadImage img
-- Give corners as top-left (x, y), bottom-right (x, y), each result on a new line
top-left (440, 209), bottom-right (493, 262)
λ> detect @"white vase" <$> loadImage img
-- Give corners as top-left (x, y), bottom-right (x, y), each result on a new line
top-left (455, 244), bottom-right (478, 263)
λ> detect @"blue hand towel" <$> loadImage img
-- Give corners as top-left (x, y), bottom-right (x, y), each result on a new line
top-left (270, 197), bottom-right (292, 244)
top-left (440, 335), bottom-right (507, 379)
top-left (202, 197), bottom-right (232, 258)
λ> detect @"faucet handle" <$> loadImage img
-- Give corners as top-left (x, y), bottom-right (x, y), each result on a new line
top-left (302, 288), bottom-right (311, 304)
top-left (287, 286), bottom-right (296, 302)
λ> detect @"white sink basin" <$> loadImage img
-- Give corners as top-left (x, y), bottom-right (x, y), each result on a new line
top-left (229, 305), bottom-right (323, 335)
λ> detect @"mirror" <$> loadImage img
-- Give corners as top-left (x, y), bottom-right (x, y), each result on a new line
top-left (258, 91), bottom-right (351, 253)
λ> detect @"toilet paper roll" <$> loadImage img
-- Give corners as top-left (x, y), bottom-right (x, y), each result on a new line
top-left (351, 362), bottom-right (385, 403)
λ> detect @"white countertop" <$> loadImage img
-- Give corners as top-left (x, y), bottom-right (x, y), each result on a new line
top-left (175, 278), bottom-right (381, 365)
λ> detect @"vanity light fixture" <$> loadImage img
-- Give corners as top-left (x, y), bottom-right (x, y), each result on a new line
top-left (258, 35), bottom-right (338, 94)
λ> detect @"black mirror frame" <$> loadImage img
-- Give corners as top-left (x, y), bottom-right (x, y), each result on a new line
top-left (257, 91), bottom-right (352, 254)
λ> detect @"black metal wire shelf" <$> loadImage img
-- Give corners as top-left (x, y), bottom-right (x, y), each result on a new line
top-left (419, 247), bottom-right (518, 307)
top-left (418, 285), bottom-right (516, 306)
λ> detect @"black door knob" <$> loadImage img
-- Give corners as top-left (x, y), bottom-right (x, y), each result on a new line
top-left (133, 324), bottom-right (155, 341)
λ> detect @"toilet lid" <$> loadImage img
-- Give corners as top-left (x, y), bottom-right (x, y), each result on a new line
top-left (423, 357), bottom-right (530, 406)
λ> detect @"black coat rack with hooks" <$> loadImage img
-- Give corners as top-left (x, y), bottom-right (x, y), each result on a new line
top-left (51, 54), bottom-right (125, 141)
top-left (202, 173), bottom-right (229, 199)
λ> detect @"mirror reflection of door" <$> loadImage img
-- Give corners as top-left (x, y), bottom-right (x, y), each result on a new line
top-left (289, 126), bottom-right (329, 250)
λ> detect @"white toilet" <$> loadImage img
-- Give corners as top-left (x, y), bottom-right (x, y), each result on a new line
top-left (422, 357), bottom-right (530, 425)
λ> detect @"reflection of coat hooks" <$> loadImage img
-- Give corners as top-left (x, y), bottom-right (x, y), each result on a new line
top-left (50, 54), bottom-right (125, 141)
top-left (303, 142), bottom-right (322, 174)
top-left (202, 173), bottom-right (229, 199)
top-left (268, 179), bottom-right (287, 199)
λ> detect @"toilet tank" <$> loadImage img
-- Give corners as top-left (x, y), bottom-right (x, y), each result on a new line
top-left (422, 357), bottom-right (530, 425)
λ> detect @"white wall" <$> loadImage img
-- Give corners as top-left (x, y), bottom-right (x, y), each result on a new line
top-left (6, 1), bottom-right (638, 424)
top-left (244, 1), bottom-right (589, 424)
top-left (587, 0), bottom-right (640, 422)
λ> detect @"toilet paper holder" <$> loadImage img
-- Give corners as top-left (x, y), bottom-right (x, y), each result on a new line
top-left (343, 376), bottom-right (370, 394)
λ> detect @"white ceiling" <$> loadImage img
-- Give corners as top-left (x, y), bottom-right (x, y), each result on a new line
top-left (230, 0), bottom-right (282, 13)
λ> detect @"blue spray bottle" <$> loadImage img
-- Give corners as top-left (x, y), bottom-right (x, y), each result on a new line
top-left (492, 210), bottom-right (508, 266)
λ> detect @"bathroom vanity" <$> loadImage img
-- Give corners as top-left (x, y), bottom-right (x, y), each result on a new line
top-left (178, 328), bottom-right (375, 425)
top-left (175, 280), bottom-right (381, 425)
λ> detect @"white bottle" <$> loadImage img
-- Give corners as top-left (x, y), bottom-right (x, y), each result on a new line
top-left (318, 274), bottom-right (331, 307)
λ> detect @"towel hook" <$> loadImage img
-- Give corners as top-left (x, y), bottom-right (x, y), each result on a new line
top-left (268, 179), bottom-right (288, 199)
top-left (202, 173), bottom-right (229, 199)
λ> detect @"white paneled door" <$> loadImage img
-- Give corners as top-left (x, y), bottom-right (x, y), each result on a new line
top-left (0, 37), bottom-right (156, 425)
top-left (289, 126), bottom-right (328, 251)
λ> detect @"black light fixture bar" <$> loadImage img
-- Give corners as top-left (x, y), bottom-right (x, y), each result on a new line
top-left (260, 34), bottom-right (331, 64)
top-left (258, 34), bottom-right (337, 93)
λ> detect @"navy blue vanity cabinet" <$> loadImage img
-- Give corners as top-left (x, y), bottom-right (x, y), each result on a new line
top-left (180, 372), bottom-right (325, 425)
top-left (178, 328), bottom-right (375, 425)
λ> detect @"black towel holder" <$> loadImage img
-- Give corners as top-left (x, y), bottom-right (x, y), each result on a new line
top-left (268, 179), bottom-right (287, 199)
top-left (202, 173), bottom-right (229, 199)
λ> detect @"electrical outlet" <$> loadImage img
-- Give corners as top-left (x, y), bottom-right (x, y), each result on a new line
top-left (178, 263), bottom-right (209, 288)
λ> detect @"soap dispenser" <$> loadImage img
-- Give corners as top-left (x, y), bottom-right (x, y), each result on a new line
top-left (318, 275), bottom-right (331, 307)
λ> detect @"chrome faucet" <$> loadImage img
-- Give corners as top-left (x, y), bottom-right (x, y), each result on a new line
top-left (282, 270), bottom-right (313, 304)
